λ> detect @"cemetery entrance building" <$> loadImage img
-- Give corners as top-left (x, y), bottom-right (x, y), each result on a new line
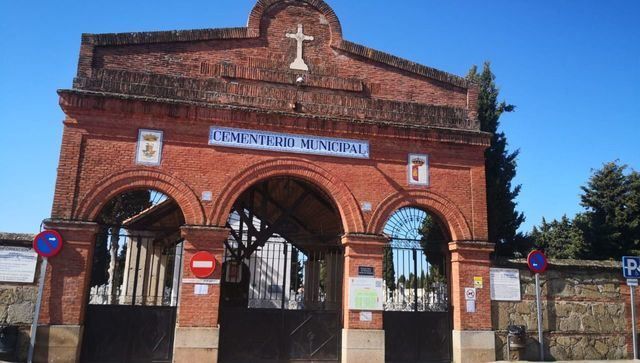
top-left (40, 1), bottom-right (496, 362)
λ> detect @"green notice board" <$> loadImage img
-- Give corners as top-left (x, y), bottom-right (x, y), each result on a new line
top-left (348, 277), bottom-right (384, 311)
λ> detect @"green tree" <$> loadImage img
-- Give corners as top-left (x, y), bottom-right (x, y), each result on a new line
top-left (577, 162), bottom-right (640, 259)
top-left (383, 247), bottom-right (396, 291)
top-left (91, 232), bottom-right (110, 287)
top-left (530, 215), bottom-right (587, 259)
top-left (467, 63), bottom-right (527, 257)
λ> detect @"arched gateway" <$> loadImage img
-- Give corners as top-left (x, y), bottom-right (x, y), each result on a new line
top-left (41, 1), bottom-right (495, 362)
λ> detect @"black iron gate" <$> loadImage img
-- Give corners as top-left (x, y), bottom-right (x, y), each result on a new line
top-left (382, 207), bottom-right (452, 363)
top-left (81, 230), bottom-right (183, 363)
top-left (219, 240), bottom-right (343, 363)
top-left (218, 178), bottom-right (345, 363)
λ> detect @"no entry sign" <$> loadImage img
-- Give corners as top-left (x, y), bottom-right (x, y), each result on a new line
top-left (32, 230), bottom-right (63, 258)
top-left (190, 251), bottom-right (217, 278)
top-left (527, 250), bottom-right (548, 274)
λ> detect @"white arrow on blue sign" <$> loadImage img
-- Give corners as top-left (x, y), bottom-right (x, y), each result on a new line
top-left (622, 256), bottom-right (640, 279)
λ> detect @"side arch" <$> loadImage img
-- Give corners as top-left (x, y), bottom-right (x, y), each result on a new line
top-left (75, 168), bottom-right (206, 225)
top-left (210, 158), bottom-right (365, 233)
top-left (368, 189), bottom-right (473, 241)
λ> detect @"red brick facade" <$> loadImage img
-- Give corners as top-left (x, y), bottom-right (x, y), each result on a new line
top-left (43, 0), bottom-right (493, 360)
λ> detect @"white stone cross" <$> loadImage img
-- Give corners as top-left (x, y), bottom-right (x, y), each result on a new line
top-left (286, 24), bottom-right (314, 71)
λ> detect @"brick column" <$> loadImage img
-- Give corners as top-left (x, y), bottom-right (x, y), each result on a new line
top-left (341, 233), bottom-right (386, 363)
top-left (173, 225), bottom-right (228, 363)
top-left (448, 240), bottom-right (495, 363)
top-left (36, 219), bottom-right (100, 363)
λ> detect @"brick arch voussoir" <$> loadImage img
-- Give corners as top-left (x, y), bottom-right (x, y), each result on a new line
top-left (368, 190), bottom-right (473, 241)
top-left (75, 169), bottom-right (205, 225)
top-left (210, 158), bottom-right (364, 233)
top-left (247, 0), bottom-right (343, 45)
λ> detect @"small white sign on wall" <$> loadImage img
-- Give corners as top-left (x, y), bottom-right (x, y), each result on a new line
top-left (0, 246), bottom-right (38, 283)
top-left (408, 154), bottom-right (429, 186)
top-left (135, 129), bottom-right (163, 166)
top-left (194, 284), bottom-right (209, 295)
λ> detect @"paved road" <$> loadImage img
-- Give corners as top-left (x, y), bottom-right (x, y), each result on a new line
top-left (495, 361), bottom-right (640, 363)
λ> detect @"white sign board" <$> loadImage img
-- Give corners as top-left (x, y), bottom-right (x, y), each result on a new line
top-left (194, 284), bottom-right (209, 295)
top-left (182, 278), bottom-right (220, 285)
top-left (465, 287), bottom-right (476, 301)
top-left (490, 268), bottom-right (522, 301)
top-left (359, 311), bottom-right (373, 322)
top-left (0, 246), bottom-right (38, 283)
top-left (210, 126), bottom-right (370, 159)
top-left (348, 277), bottom-right (384, 311)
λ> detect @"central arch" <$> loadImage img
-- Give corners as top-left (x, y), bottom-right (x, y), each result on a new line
top-left (217, 175), bottom-right (345, 362)
top-left (210, 158), bottom-right (365, 233)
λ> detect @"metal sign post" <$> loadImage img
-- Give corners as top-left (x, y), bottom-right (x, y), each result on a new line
top-left (631, 284), bottom-right (638, 360)
top-left (528, 250), bottom-right (548, 362)
top-left (535, 272), bottom-right (544, 361)
top-left (622, 256), bottom-right (640, 360)
top-left (28, 230), bottom-right (64, 363)
top-left (27, 257), bottom-right (47, 363)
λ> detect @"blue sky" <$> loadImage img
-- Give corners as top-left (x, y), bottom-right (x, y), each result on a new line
top-left (0, 0), bottom-right (638, 234)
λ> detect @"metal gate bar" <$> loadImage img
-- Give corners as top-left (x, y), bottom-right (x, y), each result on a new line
top-left (383, 241), bottom-right (452, 363)
top-left (82, 230), bottom-right (183, 363)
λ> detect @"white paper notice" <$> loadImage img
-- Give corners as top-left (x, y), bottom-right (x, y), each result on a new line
top-left (0, 246), bottom-right (38, 283)
top-left (359, 311), bottom-right (373, 322)
top-left (490, 268), bottom-right (522, 301)
top-left (194, 284), bottom-right (209, 295)
top-left (466, 300), bottom-right (476, 313)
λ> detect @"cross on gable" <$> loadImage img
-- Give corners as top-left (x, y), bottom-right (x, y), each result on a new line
top-left (286, 24), bottom-right (314, 71)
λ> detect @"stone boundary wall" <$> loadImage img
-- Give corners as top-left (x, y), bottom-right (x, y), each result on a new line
top-left (492, 258), bottom-right (634, 361)
top-left (0, 233), bottom-right (38, 362)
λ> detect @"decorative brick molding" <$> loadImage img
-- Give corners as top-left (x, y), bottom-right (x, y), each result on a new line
top-left (74, 168), bottom-right (206, 225)
top-left (58, 89), bottom-right (491, 148)
top-left (70, 69), bottom-right (476, 131)
top-left (209, 157), bottom-right (365, 233)
top-left (202, 61), bottom-right (364, 92)
top-left (367, 189), bottom-right (474, 241)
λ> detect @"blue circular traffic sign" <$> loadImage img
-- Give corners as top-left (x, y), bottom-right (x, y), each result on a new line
top-left (527, 250), bottom-right (548, 274)
top-left (33, 230), bottom-right (63, 258)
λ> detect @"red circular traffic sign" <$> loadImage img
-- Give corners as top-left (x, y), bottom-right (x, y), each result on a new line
top-left (190, 251), bottom-right (217, 278)
top-left (33, 230), bottom-right (64, 258)
top-left (527, 250), bottom-right (548, 274)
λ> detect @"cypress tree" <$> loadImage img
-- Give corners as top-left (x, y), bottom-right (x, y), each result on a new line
top-left (467, 62), bottom-right (526, 256)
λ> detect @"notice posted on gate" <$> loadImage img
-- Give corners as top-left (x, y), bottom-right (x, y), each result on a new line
top-left (490, 268), bottom-right (521, 301)
top-left (0, 246), bottom-right (38, 283)
top-left (348, 277), bottom-right (384, 311)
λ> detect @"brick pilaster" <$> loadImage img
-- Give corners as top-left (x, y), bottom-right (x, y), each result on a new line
top-left (448, 241), bottom-right (494, 330)
top-left (341, 233), bottom-right (387, 329)
top-left (177, 225), bottom-right (229, 328)
top-left (39, 219), bottom-right (100, 325)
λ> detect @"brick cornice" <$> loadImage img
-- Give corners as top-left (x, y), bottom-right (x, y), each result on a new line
top-left (57, 89), bottom-right (492, 147)
top-left (71, 69), bottom-right (476, 131)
